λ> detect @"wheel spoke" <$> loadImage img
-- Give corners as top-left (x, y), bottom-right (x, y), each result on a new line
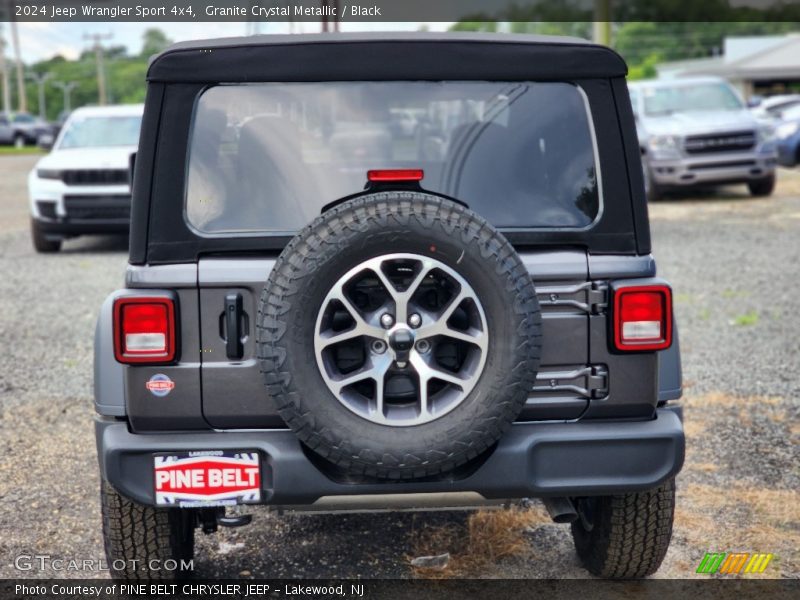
top-left (410, 352), bottom-right (466, 389)
top-left (325, 284), bottom-right (385, 340)
top-left (329, 356), bottom-right (390, 395)
top-left (371, 259), bottom-right (434, 324)
top-left (317, 327), bottom-right (365, 348)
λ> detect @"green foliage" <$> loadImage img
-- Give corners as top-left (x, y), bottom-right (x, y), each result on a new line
top-left (5, 28), bottom-right (172, 120)
top-left (448, 18), bottom-right (800, 81)
top-left (141, 28), bottom-right (172, 58)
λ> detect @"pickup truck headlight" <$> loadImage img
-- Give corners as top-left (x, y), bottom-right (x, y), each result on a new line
top-left (775, 121), bottom-right (800, 140)
top-left (36, 169), bottom-right (62, 180)
top-left (647, 135), bottom-right (681, 159)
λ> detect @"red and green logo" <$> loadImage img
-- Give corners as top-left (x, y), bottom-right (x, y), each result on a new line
top-left (696, 552), bottom-right (774, 575)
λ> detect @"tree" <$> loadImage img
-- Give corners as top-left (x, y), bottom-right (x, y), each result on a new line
top-left (140, 28), bottom-right (172, 58)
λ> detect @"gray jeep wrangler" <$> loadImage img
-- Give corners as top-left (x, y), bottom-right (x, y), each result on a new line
top-left (94, 33), bottom-right (684, 580)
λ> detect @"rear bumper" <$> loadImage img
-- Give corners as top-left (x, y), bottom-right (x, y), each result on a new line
top-left (96, 407), bottom-right (685, 509)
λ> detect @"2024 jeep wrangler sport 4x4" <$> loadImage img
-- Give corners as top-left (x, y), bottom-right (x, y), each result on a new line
top-left (95, 33), bottom-right (685, 580)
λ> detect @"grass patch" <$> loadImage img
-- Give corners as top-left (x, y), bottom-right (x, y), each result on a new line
top-left (0, 146), bottom-right (44, 155)
top-left (732, 310), bottom-right (759, 326)
top-left (409, 506), bottom-right (549, 578)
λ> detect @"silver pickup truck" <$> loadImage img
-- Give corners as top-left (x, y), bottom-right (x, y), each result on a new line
top-left (630, 77), bottom-right (777, 200)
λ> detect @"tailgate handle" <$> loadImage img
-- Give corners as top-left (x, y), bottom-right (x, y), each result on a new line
top-left (224, 293), bottom-right (244, 360)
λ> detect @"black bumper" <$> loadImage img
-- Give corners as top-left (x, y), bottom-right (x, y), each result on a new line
top-left (36, 218), bottom-right (129, 236)
top-left (96, 408), bottom-right (684, 508)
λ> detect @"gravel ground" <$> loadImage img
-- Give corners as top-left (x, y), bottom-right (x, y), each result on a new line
top-left (0, 155), bottom-right (797, 580)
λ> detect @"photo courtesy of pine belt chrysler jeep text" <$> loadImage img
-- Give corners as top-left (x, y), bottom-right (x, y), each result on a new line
top-left (94, 33), bottom-right (685, 580)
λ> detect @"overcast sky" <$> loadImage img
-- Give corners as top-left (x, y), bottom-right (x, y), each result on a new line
top-left (10, 21), bottom-right (454, 63)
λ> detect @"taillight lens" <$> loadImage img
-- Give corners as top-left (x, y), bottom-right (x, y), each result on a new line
top-left (613, 285), bottom-right (672, 351)
top-left (113, 297), bottom-right (176, 364)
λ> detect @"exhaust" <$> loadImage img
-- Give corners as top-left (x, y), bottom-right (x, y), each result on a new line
top-left (543, 497), bottom-right (578, 523)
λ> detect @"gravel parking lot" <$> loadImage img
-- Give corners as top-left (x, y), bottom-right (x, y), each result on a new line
top-left (0, 154), bottom-right (797, 579)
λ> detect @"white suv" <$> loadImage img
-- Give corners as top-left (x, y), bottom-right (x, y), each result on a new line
top-left (28, 104), bottom-right (143, 252)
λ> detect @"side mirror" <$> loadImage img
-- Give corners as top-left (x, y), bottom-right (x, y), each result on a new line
top-left (37, 133), bottom-right (54, 151)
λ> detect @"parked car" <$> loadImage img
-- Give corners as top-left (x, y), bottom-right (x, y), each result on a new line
top-left (49, 109), bottom-right (72, 139)
top-left (0, 112), bottom-right (53, 147)
top-left (775, 103), bottom-right (800, 167)
top-left (629, 77), bottom-right (778, 200)
top-left (749, 93), bottom-right (800, 124)
top-left (27, 104), bottom-right (143, 252)
top-left (95, 33), bottom-right (684, 580)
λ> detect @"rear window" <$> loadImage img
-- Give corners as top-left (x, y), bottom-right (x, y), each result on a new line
top-left (185, 82), bottom-right (600, 235)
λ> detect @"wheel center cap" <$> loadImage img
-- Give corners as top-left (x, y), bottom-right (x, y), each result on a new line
top-left (387, 326), bottom-right (415, 362)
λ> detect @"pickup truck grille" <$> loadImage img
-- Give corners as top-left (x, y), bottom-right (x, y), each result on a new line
top-left (684, 130), bottom-right (756, 155)
top-left (61, 169), bottom-right (129, 186)
top-left (64, 195), bottom-right (131, 220)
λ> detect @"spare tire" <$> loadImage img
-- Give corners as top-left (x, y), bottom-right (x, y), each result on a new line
top-left (257, 191), bottom-right (541, 479)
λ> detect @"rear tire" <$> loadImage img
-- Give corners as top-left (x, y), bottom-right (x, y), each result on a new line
top-left (570, 478), bottom-right (676, 578)
top-left (13, 134), bottom-right (25, 148)
top-left (748, 173), bottom-right (776, 197)
top-left (101, 481), bottom-right (195, 580)
top-left (30, 219), bottom-right (62, 253)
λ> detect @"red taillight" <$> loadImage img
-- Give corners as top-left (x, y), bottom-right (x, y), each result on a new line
top-left (113, 297), bottom-right (176, 364)
top-left (367, 169), bottom-right (424, 182)
top-left (613, 285), bottom-right (672, 351)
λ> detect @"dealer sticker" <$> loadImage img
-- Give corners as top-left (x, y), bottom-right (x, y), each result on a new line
top-left (146, 374), bottom-right (175, 397)
top-left (154, 451), bottom-right (261, 507)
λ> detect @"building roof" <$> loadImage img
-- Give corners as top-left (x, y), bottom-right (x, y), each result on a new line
top-left (147, 32), bottom-right (627, 83)
top-left (657, 34), bottom-right (800, 82)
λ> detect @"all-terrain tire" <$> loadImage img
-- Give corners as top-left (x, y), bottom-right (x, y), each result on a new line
top-left (101, 481), bottom-right (194, 580)
top-left (570, 478), bottom-right (676, 578)
top-left (257, 191), bottom-right (542, 480)
top-left (30, 218), bottom-right (61, 253)
top-left (748, 173), bottom-right (776, 197)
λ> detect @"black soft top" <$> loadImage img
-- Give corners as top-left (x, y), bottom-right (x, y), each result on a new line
top-left (147, 32), bottom-right (627, 83)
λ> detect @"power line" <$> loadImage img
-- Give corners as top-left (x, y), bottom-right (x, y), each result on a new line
top-left (83, 32), bottom-right (113, 106)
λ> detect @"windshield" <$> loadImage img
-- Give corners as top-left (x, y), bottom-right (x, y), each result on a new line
top-left (642, 83), bottom-right (743, 116)
top-left (186, 81), bottom-right (600, 235)
top-left (58, 115), bottom-right (142, 149)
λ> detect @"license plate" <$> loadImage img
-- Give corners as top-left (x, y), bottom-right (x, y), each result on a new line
top-left (154, 451), bottom-right (262, 508)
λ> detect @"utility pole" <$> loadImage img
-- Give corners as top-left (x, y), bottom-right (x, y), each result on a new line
top-left (84, 32), bottom-right (113, 105)
top-left (52, 80), bottom-right (77, 113)
top-left (0, 27), bottom-right (10, 113)
top-left (27, 71), bottom-right (51, 119)
top-left (9, 8), bottom-right (26, 112)
top-left (593, 0), bottom-right (612, 47)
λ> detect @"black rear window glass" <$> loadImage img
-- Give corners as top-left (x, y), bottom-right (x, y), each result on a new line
top-left (186, 82), bottom-right (600, 234)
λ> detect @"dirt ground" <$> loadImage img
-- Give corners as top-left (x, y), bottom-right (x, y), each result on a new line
top-left (0, 155), bottom-right (797, 579)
